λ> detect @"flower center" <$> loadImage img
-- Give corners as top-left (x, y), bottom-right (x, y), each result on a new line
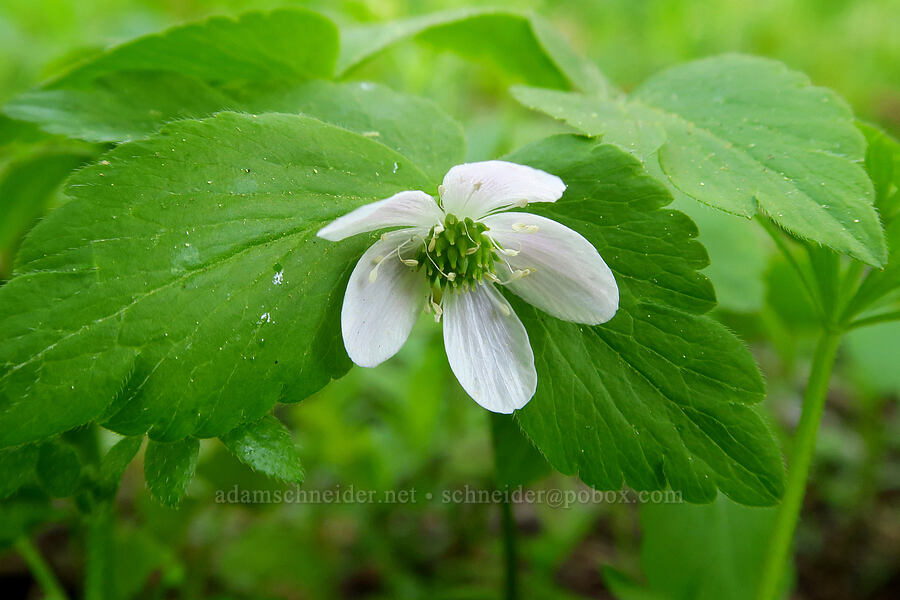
top-left (415, 214), bottom-right (496, 293)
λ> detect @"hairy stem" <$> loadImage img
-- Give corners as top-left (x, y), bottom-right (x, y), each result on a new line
top-left (15, 537), bottom-right (68, 600)
top-left (757, 331), bottom-right (842, 600)
top-left (759, 219), bottom-right (824, 319)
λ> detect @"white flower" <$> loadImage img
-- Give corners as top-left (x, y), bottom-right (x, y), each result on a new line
top-left (317, 161), bottom-right (619, 413)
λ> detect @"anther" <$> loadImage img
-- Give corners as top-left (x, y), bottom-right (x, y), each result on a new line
top-left (512, 223), bottom-right (539, 233)
top-left (401, 258), bottom-right (419, 267)
top-left (431, 299), bottom-right (443, 322)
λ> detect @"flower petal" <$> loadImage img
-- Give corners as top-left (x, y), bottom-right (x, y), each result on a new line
top-left (439, 161), bottom-right (566, 219)
top-left (318, 190), bottom-right (442, 241)
top-left (442, 284), bottom-right (536, 413)
top-left (342, 230), bottom-right (427, 367)
top-left (483, 212), bottom-right (618, 325)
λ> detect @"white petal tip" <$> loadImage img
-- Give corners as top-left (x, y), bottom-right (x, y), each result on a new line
top-left (470, 391), bottom-right (533, 414)
top-left (316, 226), bottom-right (341, 241)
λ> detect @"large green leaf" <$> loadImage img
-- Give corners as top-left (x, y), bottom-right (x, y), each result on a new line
top-left (51, 9), bottom-right (337, 86)
top-left (6, 77), bottom-right (462, 181)
top-left (507, 136), bottom-right (784, 505)
top-left (0, 112), bottom-right (433, 448)
top-left (513, 55), bottom-right (886, 266)
top-left (337, 8), bottom-right (609, 93)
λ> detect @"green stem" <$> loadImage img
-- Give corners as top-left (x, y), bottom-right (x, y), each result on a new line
top-left (499, 496), bottom-right (519, 600)
top-left (849, 309), bottom-right (900, 330)
top-left (756, 331), bottom-right (842, 600)
top-left (759, 219), bottom-right (824, 319)
top-left (15, 537), bottom-right (69, 600)
top-left (490, 416), bottom-right (519, 600)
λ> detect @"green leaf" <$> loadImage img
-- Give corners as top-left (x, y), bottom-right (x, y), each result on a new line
top-left (0, 112), bottom-right (432, 449)
top-left (6, 77), bottom-right (463, 182)
top-left (507, 136), bottom-right (784, 505)
top-left (513, 55), bottom-right (887, 266)
top-left (672, 198), bottom-right (771, 313)
top-left (220, 416), bottom-right (305, 483)
top-left (848, 219), bottom-right (900, 316)
top-left (0, 444), bottom-right (39, 499)
top-left (843, 126), bottom-right (900, 318)
top-left (237, 81), bottom-right (465, 182)
top-left (35, 438), bottom-right (81, 497)
top-left (6, 72), bottom-right (236, 144)
top-left (144, 438), bottom-right (199, 507)
top-left (51, 9), bottom-right (337, 86)
top-left (338, 8), bottom-right (609, 93)
top-left (859, 121), bottom-right (900, 218)
top-left (633, 496), bottom-right (781, 600)
top-left (0, 151), bottom-right (89, 279)
top-left (97, 436), bottom-right (143, 498)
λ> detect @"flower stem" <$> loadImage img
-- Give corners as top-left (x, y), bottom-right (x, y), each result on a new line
top-left (499, 496), bottom-right (519, 600)
top-left (15, 537), bottom-right (69, 600)
top-left (490, 416), bottom-right (519, 600)
top-left (756, 330), bottom-right (842, 600)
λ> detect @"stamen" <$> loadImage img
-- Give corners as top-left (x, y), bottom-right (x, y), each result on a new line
top-left (415, 214), bottom-right (497, 292)
top-left (402, 258), bottom-right (419, 267)
top-left (431, 298), bottom-right (443, 322)
top-left (512, 223), bottom-right (539, 233)
top-left (484, 288), bottom-right (512, 316)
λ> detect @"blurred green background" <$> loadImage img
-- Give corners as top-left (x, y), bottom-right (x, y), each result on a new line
top-left (0, 1), bottom-right (898, 599)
